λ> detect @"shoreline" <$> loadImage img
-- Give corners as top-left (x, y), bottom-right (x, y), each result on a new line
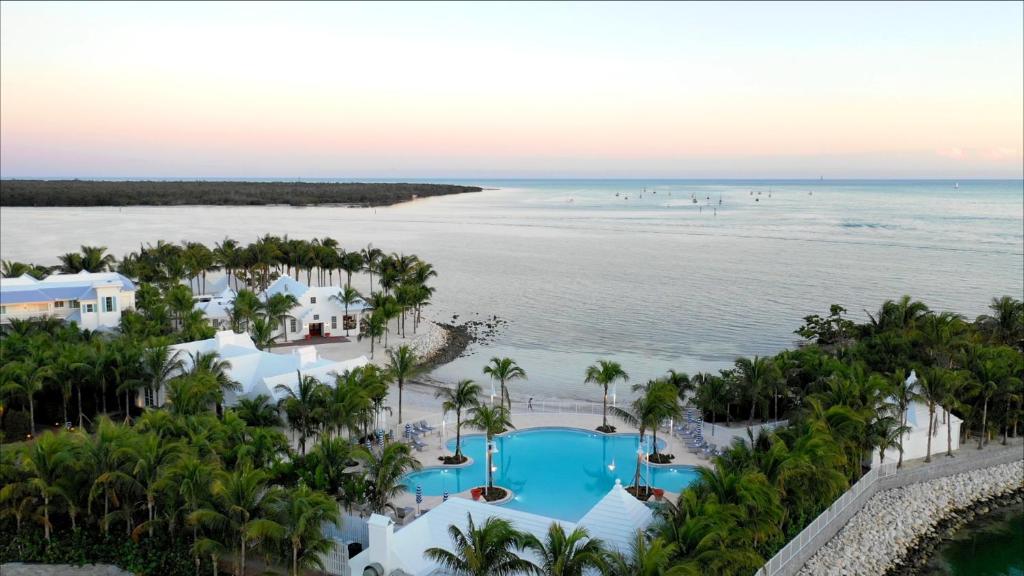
top-left (888, 490), bottom-right (1024, 575)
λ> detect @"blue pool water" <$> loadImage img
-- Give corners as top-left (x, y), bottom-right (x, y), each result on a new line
top-left (402, 427), bottom-right (700, 521)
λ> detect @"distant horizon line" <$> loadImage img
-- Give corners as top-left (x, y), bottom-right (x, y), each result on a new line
top-left (2, 176), bottom-right (1022, 182)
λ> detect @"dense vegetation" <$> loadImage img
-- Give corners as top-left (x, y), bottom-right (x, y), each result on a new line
top-left (2, 239), bottom-right (1021, 575)
top-left (1, 239), bottom-right (440, 574)
top-left (418, 296), bottom-right (1022, 576)
top-left (0, 180), bottom-right (482, 207)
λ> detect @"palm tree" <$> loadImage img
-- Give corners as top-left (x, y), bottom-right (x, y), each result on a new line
top-left (610, 379), bottom-right (680, 490)
top-left (918, 368), bottom-right (952, 463)
top-left (189, 351), bottom-right (240, 411)
top-left (140, 345), bottom-right (184, 409)
top-left (190, 464), bottom-right (283, 576)
top-left (584, 360), bottom-right (629, 432)
top-left (386, 345), bottom-right (424, 423)
top-left (272, 484), bottom-right (341, 576)
top-left (354, 442), bottom-right (422, 514)
top-left (2, 355), bottom-right (53, 436)
top-left (250, 316), bottom-right (280, 350)
top-left (692, 373), bottom-right (729, 435)
top-left (523, 523), bottom-right (606, 576)
top-left (483, 357), bottom-right (527, 411)
top-left (601, 531), bottom-right (677, 576)
top-left (975, 296), bottom-right (1024, 348)
top-left (424, 512), bottom-right (535, 576)
top-left (127, 432), bottom-right (185, 538)
top-left (275, 372), bottom-right (324, 455)
top-left (359, 312), bottom-right (386, 359)
top-left (330, 286), bottom-right (362, 337)
top-left (231, 289), bottom-right (263, 332)
top-left (465, 404), bottom-right (514, 496)
top-left (436, 379), bottom-right (482, 462)
top-left (234, 394), bottom-right (284, 427)
top-left (19, 431), bottom-right (76, 541)
top-left (264, 292), bottom-right (299, 334)
top-left (888, 369), bottom-right (917, 468)
top-left (338, 250), bottom-right (365, 289)
top-left (734, 356), bottom-right (781, 428)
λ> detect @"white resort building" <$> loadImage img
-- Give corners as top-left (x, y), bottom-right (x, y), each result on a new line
top-left (264, 275), bottom-right (368, 341)
top-left (349, 479), bottom-right (654, 576)
top-left (194, 286), bottom-right (236, 330)
top-left (146, 330), bottom-right (369, 408)
top-left (0, 271), bottom-right (136, 331)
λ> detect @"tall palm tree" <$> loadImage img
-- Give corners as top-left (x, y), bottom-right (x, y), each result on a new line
top-left (975, 296), bottom-right (1024, 348)
top-left (19, 431), bottom-right (76, 541)
top-left (386, 345), bottom-right (424, 423)
top-left (2, 355), bottom-right (53, 436)
top-left (264, 292), bottom-right (299, 334)
top-left (330, 286), bottom-right (362, 337)
top-left (436, 379), bottom-right (482, 462)
top-left (483, 357), bottom-right (527, 411)
top-left (917, 368), bottom-right (952, 463)
top-left (190, 464), bottom-right (284, 576)
top-left (250, 316), bottom-right (280, 350)
top-left (692, 373), bottom-right (729, 434)
top-left (465, 405), bottom-right (514, 496)
top-left (424, 512), bottom-right (535, 576)
top-left (359, 312), bottom-right (386, 359)
top-left (272, 484), bottom-right (341, 576)
top-left (231, 289), bottom-right (263, 332)
top-left (610, 379), bottom-right (680, 490)
top-left (584, 360), bottom-right (629, 432)
top-left (888, 368), bottom-right (917, 468)
top-left (275, 372), bottom-right (324, 455)
top-left (140, 345), bottom-right (184, 409)
top-left (338, 250), bottom-right (365, 289)
top-left (523, 523), bottom-right (606, 576)
top-left (354, 442), bottom-right (422, 514)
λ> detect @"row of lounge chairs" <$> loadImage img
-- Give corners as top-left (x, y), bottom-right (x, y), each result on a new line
top-left (403, 420), bottom-right (436, 451)
top-left (672, 422), bottom-right (722, 459)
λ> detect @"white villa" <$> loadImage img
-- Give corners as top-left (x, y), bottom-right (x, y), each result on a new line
top-left (148, 330), bottom-right (369, 408)
top-left (194, 286), bottom-right (236, 330)
top-left (0, 271), bottom-right (136, 331)
top-left (349, 480), bottom-right (653, 576)
top-left (264, 275), bottom-right (368, 341)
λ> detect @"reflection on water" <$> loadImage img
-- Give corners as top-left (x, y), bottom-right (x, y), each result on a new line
top-left (925, 504), bottom-right (1024, 576)
top-left (2, 179), bottom-right (1021, 400)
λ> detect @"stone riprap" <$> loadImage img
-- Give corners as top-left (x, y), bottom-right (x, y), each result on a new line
top-left (798, 460), bottom-right (1024, 576)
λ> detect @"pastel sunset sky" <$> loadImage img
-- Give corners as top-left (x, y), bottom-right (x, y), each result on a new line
top-left (1, 1), bottom-right (1022, 178)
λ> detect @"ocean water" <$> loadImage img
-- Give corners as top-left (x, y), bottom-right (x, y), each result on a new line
top-left (925, 504), bottom-right (1024, 576)
top-left (1, 179), bottom-right (1021, 401)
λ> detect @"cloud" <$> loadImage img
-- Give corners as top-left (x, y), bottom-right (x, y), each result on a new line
top-left (936, 147), bottom-right (966, 160)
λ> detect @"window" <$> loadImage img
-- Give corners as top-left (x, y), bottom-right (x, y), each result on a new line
top-left (310, 296), bottom-right (317, 304)
top-left (0, 306), bottom-right (6, 315)
top-left (290, 318), bottom-right (297, 332)
top-left (103, 296), bottom-right (116, 312)
top-left (144, 387), bottom-right (156, 407)
top-left (54, 300), bottom-right (65, 309)
top-left (331, 316), bottom-right (337, 329)
top-left (69, 300), bottom-right (80, 309)
top-left (84, 303), bottom-right (95, 313)
top-left (313, 314), bottom-right (319, 321)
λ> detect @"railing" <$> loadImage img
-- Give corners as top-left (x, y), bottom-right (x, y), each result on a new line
top-left (320, 512), bottom-right (369, 576)
top-left (757, 461), bottom-right (897, 576)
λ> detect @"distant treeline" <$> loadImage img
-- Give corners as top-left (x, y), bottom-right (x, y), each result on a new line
top-left (0, 180), bottom-right (483, 207)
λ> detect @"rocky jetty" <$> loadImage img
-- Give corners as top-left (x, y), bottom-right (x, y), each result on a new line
top-left (798, 461), bottom-right (1024, 576)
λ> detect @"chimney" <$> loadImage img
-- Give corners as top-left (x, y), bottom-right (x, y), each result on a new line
top-left (367, 514), bottom-right (394, 570)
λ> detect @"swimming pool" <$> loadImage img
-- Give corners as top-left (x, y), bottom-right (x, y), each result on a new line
top-left (402, 427), bottom-right (700, 521)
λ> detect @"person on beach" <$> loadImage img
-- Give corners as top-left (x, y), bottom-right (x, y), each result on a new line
top-left (528, 397), bottom-right (533, 411)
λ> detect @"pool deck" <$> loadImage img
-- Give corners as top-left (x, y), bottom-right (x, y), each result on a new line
top-left (387, 406), bottom-right (751, 516)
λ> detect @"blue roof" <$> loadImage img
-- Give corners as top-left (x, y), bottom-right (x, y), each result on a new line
top-left (264, 275), bottom-right (309, 300)
top-left (1, 272), bottom-right (131, 305)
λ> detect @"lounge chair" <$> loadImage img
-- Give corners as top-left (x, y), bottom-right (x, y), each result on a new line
top-left (412, 422), bottom-right (428, 433)
top-left (412, 438), bottom-right (427, 451)
top-left (419, 420), bottom-right (436, 432)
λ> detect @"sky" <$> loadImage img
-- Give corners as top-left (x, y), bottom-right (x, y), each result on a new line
top-left (1, 1), bottom-right (1022, 179)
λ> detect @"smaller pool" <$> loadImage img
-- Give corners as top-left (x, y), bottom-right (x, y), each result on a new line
top-left (402, 427), bottom-right (700, 521)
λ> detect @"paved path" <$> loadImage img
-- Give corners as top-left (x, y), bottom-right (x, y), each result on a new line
top-left (1, 564), bottom-right (133, 576)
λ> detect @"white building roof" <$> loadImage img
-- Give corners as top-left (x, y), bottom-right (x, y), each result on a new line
top-left (265, 275), bottom-right (310, 299)
top-left (350, 480), bottom-right (653, 576)
top-left (169, 330), bottom-right (369, 404)
top-left (263, 275), bottom-right (368, 323)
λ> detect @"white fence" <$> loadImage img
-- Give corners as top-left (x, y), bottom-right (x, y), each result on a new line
top-left (756, 461), bottom-right (897, 576)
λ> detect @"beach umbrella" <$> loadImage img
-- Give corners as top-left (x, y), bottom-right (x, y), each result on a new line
top-left (416, 484), bottom-right (423, 514)
top-left (405, 423), bottom-right (412, 438)
top-left (442, 490), bottom-right (449, 502)
top-left (364, 438), bottom-right (372, 452)
top-left (377, 429), bottom-right (384, 449)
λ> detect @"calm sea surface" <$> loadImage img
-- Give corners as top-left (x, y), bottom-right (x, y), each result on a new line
top-left (925, 504), bottom-right (1024, 576)
top-left (2, 179), bottom-right (1021, 400)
